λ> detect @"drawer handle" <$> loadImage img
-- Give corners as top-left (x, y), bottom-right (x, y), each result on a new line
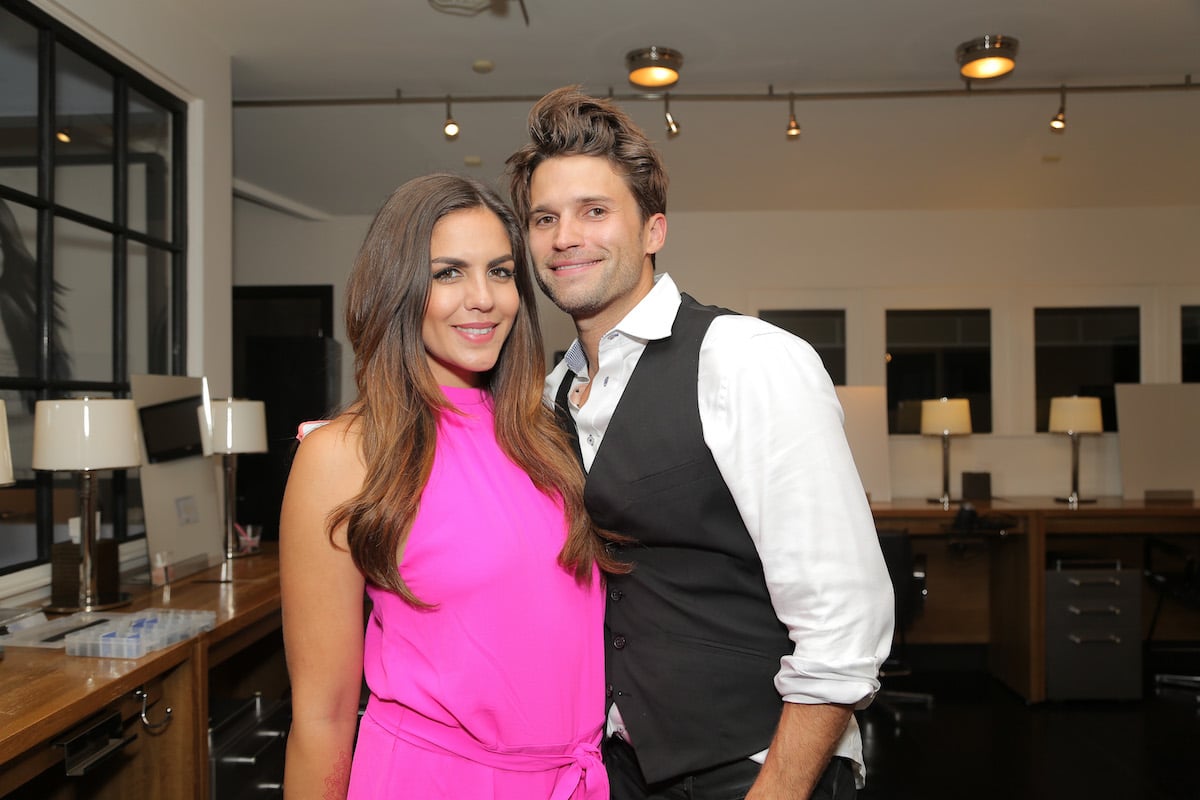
top-left (56, 711), bottom-right (137, 776)
top-left (1067, 605), bottom-right (1121, 616)
top-left (135, 688), bottom-right (173, 733)
top-left (220, 729), bottom-right (286, 766)
top-left (1068, 633), bottom-right (1122, 645)
top-left (1067, 577), bottom-right (1121, 587)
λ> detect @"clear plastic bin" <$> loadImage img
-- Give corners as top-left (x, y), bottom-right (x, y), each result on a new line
top-left (64, 608), bottom-right (216, 658)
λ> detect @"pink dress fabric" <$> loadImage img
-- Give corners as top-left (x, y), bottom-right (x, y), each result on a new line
top-left (342, 386), bottom-right (607, 799)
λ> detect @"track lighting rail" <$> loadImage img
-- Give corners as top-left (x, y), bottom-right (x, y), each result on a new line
top-left (233, 76), bottom-right (1196, 109)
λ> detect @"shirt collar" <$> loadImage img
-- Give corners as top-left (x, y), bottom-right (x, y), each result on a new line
top-left (617, 272), bottom-right (680, 341)
top-left (563, 273), bottom-right (681, 376)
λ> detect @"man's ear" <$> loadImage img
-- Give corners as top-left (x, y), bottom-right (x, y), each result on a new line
top-left (644, 212), bottom-right (667, 255)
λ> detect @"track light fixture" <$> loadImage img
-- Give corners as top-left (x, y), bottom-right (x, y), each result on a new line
top-left (627, 46), bottom-right (683, 89)
top-left (1049, 85), bottom-right (1067, 133)
top-left (241, 75), bottom-right (1200, 142)
top-left (956, 34), bottom-right (1019, 80)
top-left (786, 94), bottom-right (801, 139)
top-left (443, 96), bottom-right (459, 139)
top-left (663, 94), bottom-right (680, 137)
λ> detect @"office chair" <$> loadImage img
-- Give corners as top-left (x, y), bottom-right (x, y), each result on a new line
top-left (1143, 537), bottom-right (1200, 706)
top-left (865, 528), bottom-right (934, 730)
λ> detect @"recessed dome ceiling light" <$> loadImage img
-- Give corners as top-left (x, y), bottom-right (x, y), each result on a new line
top-left (626, 46), bottom-right (683, 89)
top-left (956, 35), bottom-right (1019, 80)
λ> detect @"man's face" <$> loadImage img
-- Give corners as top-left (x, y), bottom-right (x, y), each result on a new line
top-left (526, 155), bottom-right (664, 325)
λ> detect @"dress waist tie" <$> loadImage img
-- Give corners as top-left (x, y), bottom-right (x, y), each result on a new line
top-left (364, 697), bottom-right (606, 800)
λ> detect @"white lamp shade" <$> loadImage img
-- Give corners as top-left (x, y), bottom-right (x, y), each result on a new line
top-left (1048, 395), bottom-right (1103, 434)
top-left (920, 397), bottom-right (972, 436)
top-left (211, 399), bottom-right (268, 454)
top-left (0, 399), bottom-right (14, 486)
top-left (33, 398), bottom-right (143, 471)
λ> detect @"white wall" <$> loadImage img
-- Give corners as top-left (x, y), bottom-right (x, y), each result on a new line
top-left (234, 199), bottom-right (1200, 500)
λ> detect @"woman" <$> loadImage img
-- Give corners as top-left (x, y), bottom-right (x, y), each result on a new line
top-left (280, 174), bottom-right (622, 799)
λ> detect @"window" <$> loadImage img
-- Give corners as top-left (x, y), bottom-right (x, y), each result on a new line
top-left (758, 309), bottom-right (846, 385)
top-left (1184, 306), bottom-right (1200, 383)
top-left (0, 0), bottom-right (187, 574)
top-left (1034, 307), bottom-right (1138, 432)
top-left (886, 309), bottom-right (991, 434)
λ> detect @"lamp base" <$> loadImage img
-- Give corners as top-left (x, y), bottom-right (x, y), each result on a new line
top-left (1054, 496), bottom-right (1098, 505)
top-left (44, 592), bottom-right (132, 614)
top-left (927, 496), bottom-right (959, 508)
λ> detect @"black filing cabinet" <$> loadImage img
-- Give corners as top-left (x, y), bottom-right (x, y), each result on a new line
top-left (1045, 561), bottom-right (1142, 700)
top-left (209, 694), bottom-right (290, 799)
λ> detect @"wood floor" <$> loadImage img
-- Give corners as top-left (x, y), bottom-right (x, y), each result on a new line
top-left (857, 669), bottom-right (1200, 800)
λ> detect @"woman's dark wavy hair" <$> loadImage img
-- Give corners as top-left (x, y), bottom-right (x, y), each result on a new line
top-left (330, 173), bottom-right (626, 605)
top-left (506, 86), bottom-right (669, 264)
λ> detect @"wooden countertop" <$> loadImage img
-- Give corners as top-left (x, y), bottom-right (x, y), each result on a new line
top-left (0, 546), bottom-right (282, 770)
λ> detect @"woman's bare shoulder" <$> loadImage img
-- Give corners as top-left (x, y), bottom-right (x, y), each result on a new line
top-left (291, 412), bottom-right (364, 478)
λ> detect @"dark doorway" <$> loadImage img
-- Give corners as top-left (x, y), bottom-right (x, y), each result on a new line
top-left (233, 286), bottom-right (342, 539)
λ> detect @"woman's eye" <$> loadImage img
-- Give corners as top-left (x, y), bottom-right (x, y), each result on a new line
top-left (489, 266), bottom-right (515, 279)
top-left (432, 267), bottom-right (461, 281)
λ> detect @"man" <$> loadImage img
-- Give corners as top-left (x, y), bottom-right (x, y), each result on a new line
top-left (507, 86), bottom-right (895, 800)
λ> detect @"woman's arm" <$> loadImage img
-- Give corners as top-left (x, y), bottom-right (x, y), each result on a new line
top-left (280, 420), bottom-right (368, 800)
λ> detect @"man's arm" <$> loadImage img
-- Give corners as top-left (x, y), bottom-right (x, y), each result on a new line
top-left (748, 702), bottom-right (853, 798)
top-left (698, 315), bottom-right (895, 791)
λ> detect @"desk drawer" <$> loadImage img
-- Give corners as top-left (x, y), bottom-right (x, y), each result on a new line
top-left (209, 695), bottom-right (289, 799)
top-left (1045, 568), bottom-right (1141, 700)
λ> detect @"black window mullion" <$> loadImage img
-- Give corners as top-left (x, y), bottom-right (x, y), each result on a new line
top-left (111, 77), bottom-right (130, 542)
top-left (32, 22), bottom-right (56, 563)
top-left (171, 106), bottom-right (187, 374)
top-left (113, 77), bottom-right (128, 384)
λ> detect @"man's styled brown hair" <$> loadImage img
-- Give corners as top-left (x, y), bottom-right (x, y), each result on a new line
top-left (506, 86), bottom-right (669, 227)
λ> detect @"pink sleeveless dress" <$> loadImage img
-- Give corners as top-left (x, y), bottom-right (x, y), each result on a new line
top-left (344, 386), bottom-right (607, 799)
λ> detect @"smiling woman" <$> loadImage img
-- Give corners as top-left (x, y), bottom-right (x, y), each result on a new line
top-left (279, 173), bottom-right (629, 800)
top-left (422, 206), bottom-right (520, 387)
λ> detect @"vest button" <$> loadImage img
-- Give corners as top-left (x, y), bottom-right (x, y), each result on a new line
top-left (613, 634), bottom-right (627, 649)
top-left (609, 589), bottom-right (624, 601)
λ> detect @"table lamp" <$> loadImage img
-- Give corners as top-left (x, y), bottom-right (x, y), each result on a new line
top-left (211, 398), bottom-right (267, 560)
top-left (1048, 395), bottom-right (1102, 506)
top-left (921, 397), bottom-right (972, 509)
top-left (0, 399), bottom-right (14, 487)
top-left (33, 397), bottom-right (142, 611)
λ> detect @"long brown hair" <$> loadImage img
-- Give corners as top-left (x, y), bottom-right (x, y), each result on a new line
top-left (331, 173), bottom-right (623, 605)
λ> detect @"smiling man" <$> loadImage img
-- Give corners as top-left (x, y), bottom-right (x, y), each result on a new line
top-left (506, 87), bottom-right (895, 800)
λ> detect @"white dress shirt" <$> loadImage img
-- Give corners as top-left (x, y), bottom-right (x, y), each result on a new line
top-left (545, 273), bottom-right (894, 787)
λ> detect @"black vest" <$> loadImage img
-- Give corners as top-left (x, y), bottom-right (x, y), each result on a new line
top-left (555, 294), bottom-right (792, 783)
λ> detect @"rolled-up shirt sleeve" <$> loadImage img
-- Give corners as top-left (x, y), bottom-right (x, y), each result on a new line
top-left (698, 315), bottom-right (895, 709)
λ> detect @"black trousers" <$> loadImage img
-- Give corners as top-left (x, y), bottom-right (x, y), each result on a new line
top-left (603, 735), bottom-right (857, 800)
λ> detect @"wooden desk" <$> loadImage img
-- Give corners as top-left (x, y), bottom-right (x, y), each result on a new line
top-left (0, 547), bottom-right (283, 798)
top-left (871, 498), bottom-right (1200, 703)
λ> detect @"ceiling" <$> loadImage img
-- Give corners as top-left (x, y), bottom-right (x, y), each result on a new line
top-left (215, 0), bottom-right (1200, 218)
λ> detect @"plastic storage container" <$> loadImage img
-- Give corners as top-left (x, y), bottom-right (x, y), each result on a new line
top-left (64, 608), bottom-right (216, 658)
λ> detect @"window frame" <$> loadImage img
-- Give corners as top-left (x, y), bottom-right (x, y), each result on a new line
top-left (0, 0), bottom-right (188, 576)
